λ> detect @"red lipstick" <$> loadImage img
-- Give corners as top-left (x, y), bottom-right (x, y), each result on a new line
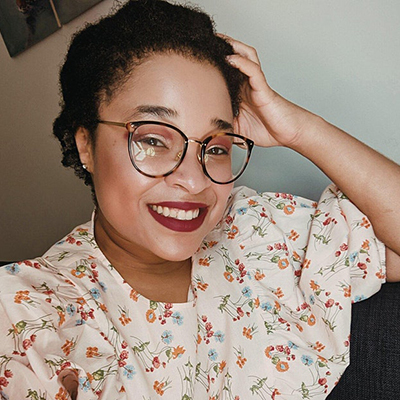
top-left (148, 202), bottom-right (208, 232)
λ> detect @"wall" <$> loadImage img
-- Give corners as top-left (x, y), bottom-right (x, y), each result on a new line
top-left (1, 0), bottom-right (399, 260)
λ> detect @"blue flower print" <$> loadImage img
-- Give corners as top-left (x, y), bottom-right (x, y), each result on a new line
top-left (5, 263), bottom-right (20, 275)
top-left (99, 281), bottom-right (107, 292)
top-left (172, 312), bottom-right (184, 326)
top-left (309, 295), bottom-right (315, 305)
top-left (261, 302), bottom-right (273, 311)
top-left (354, 294), bottom-right (366, 303)
top-left (301, 355), bottom-right (314, 366)
top-left (236, 207), bottom-right (248, 215)
top-left (75, 319), bottom-right (86, 326)
top-left (66, 304), bottom-right (76, 317)
top-left (214, 331), bottom-right (225, 343)
top-left (90, 288), bottom-right (101, 300)
top-left (208, 349), bottom-right (218, 361)
top-left (123, 365), bottom-right (136, 380)
top-left (349, 251), bottom-right (358, 263)
top-left (79, 377), bottom-right (91, 392)
top-left (161, 330), bottom-right (174, 345)
top-left (242, 286), bottom-right (252, 298)
top-left (288, 341), bottom-right (299, 350)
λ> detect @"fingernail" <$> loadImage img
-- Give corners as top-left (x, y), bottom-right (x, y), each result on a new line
top-left (226, 56), bottom-right (236, 66)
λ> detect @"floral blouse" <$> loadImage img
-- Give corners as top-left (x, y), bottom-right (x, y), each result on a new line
top-left (0, 185), bottom-right (385, 400)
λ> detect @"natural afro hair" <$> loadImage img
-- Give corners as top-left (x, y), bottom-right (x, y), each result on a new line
top-left (53, 0), bottom-right (244, 193)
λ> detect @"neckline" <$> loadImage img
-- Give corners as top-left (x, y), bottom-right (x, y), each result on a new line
top-left (90, 210), bottom-right (196, 307)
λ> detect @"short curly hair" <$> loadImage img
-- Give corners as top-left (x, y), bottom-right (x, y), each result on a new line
top-left (53, 0), bottom-right (244, 193)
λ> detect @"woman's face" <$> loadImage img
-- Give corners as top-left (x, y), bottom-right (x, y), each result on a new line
top-left (79, 53), bottom-right (235, 262)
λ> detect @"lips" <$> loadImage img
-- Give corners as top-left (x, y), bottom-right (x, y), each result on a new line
top-left (148, 202), bottom-right (208, 232)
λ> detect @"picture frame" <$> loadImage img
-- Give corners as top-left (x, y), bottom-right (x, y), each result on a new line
top-left (0, 0), bottom-right (104, 57)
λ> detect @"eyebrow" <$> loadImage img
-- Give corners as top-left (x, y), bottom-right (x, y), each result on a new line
top-left (126, 104), bottom-right (234, 132)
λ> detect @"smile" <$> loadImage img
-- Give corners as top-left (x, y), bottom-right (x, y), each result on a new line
top-left (147, 202), bottom-right (208, 232)
top-left (149, 205), bottom-right (200, 220)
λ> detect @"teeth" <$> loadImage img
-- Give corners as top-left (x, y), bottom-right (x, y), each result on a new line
top-left (150, 205), bottom-right (201, 220)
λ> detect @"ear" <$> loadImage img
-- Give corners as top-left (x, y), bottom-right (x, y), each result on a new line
top-left (75, 127), bottom-right (94, 173)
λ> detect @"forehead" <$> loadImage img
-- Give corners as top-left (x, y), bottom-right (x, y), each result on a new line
top-left (100, 53), bottom-right (234, 131)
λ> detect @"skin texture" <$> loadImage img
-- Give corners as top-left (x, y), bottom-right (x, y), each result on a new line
top-left (76, 54), bottom-right (234, 303)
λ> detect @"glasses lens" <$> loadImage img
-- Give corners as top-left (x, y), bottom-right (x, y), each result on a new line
top-left (203, 134), bottom-right (250, 183)
top-left (129, 124), bottom-right (185, 176)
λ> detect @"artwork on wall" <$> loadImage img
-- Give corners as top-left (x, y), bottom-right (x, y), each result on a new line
top-left (0, 0), bottom-right (104, 57)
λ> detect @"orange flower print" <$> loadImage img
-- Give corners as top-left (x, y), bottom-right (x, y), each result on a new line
top-left (274, 301), bottom-right (281, 311)
top-left (283, 205), bottom-right (295, 215)
top-left (313, 341), bottom-right (326, 352)
top-left (86, 346), bottom-right (100, 358)
top-left (292, 251), bottom-right (301, 261)
top-left (274, 287), bottom-right (284, 299)
top-left (119, 313), bottom-right (132, 326)
top-left (310, 280), bottom-right (320, 291)
top-left (376, 269), bottom-right (385, 280)
top-left (130, 289), bottom-right (139, 302)
top-left (219, 360), bottom-right (227, 372)
top-left (76, 297), bottom-right (86, 306)
top-left (153, 380), bottom-right (165, 396)
top-left (362, 239), bottom-right (370, 250)
top-left (277, 258), bottom-right (289, 270)
top-left (307, 314), bottom-right (316, 326)
top-left (248, 199), bottom-right (258, 206)
top-left (58, 311), bottom-right (66, 327)
top-left (343, 285), bottom-right (352, 298)
top-left (236, 355), bottom-right (247, 368)
top-left (99, 303), bottom-right (108, 312)
top-left (264, 346), bottom-right (273, 359)
top-left (199, 257), bottom-right (210, 267)
top-left (227, 225), bottom-right (239, 239)
top-left (197, 334), bottom-right (202, 345)
top-left (71, 269), bottom-right (85, 279)
top-left (197, 282), bottom-right (209, 291)
top-left (242, 327), bottom-right (253, 340)
top-left (223, 271), bottom-right (234, 282)
top-left (55, 387), bottom-right (68, 400)
top-left (276, 360), bottom-right (289, 372)
top-left (254, 297), bottom-right (260, 309)
top-left (86, 372), bottom-right (94, 383)
top-left (146, 309), bottom-right (156, 323)
top-left (288, 230), bottom-right (299, 241)
top-left (360, 217), bottom-right (371, 228)
top-left (254, 271), bottom-right (265, 281)
top-left (295, 323), bottom-right (304, 332)
top-left (61, 339), bottom-right (75, 356)
top-left (302, 259), bottom-right (311, 269)
top-left (172, 346), bottom-right (186, 359)
top-left (14, 290), bottom-right (30, 304)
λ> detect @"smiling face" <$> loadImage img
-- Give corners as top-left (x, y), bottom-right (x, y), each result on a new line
top-left (76, 53), bottom-right (235, 264)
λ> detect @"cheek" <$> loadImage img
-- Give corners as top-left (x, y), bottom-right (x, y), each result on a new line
top-left (91, 138), bottom-right (144, 205)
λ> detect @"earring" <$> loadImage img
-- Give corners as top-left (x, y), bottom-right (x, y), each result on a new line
top-left (82, 164), bottom-right (87, 170)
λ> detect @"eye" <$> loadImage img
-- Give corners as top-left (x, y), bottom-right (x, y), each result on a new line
top-left (139, 136), bottom-right (167, 148)
top-left (206, 146), bottom-right (229, 156)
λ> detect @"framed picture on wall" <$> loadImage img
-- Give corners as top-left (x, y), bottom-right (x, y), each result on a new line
top-left (0, 0), bottom-right (104, 57)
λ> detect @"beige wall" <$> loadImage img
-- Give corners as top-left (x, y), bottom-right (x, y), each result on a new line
top-left (1, 0), bottom-right (399, 261)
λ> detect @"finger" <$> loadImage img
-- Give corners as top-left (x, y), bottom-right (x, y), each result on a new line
top-left (218, 33), bottom-right (261, 65)
top-left (227, 54), bottom-right (269, 94)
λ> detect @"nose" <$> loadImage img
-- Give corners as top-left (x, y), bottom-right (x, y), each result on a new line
top-left (164, 141), bottom-right (211, 194)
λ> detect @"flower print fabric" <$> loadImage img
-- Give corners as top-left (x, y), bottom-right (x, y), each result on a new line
top-left (0, 185), bottom-right (385, 399)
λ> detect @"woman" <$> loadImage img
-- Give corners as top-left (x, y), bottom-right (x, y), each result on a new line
top-left (1, 0), bottom-right (399, 399)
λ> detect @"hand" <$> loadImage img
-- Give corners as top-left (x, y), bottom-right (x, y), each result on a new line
top-left (220, 34), bottom-right (317, 149)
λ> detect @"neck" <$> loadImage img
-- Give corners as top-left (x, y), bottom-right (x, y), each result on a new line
top-left (94, 210), bottom-right (192, 303)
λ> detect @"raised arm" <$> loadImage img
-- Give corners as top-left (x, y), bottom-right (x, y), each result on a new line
top-left (222, 35), bottom-right (400, 280)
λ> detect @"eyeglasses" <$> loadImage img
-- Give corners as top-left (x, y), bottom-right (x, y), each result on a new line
top-left (98, 120), bottom-right (254, 184)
